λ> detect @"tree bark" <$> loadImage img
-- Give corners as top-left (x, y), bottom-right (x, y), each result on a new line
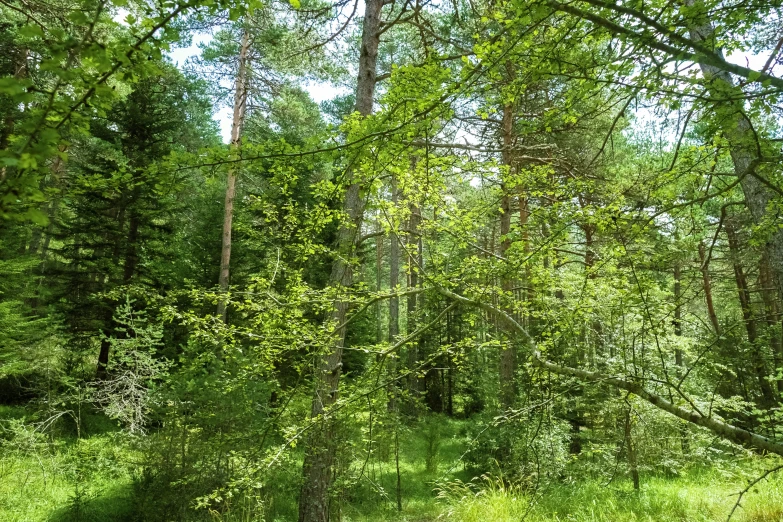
top-left (758, 253), bottom-right (783, 393)
top-left (388, 178), bottom-right (400, 411)
top-left (298, 1), bottom-right (382, 519)
top-left (217, 28), bottom-right (250, 322)
top-left (725, 217), bottom-right (775, 407)
top-left (407, 193), bottom-right (423, 403)
top-left (499, 102), bottom-right (516, 410)
top-left (698, 241), bottom-right (721, 336)
top-left (376, 220), bottom-right (383, 343)
top-left (685, 0), bottom-right (783, 305)
top-left (624, 407), bottom-right (640, 489)
top-left (673, 260), bottom-right (689, 453)
top-left (389, 179), bottom-right (400, 343)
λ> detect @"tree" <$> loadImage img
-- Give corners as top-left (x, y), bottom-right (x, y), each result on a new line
top-left (298, 0), bottom-right (384, 518)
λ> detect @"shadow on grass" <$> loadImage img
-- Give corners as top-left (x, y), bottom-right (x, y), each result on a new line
top-left (47, 483), bottom-right (135, 522)
top-left (331, 415), bottom-right (473, 522)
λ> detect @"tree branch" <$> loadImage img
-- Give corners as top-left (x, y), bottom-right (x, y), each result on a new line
top-left (435, 285), bottom-right (783, 458)
top-left (548, 0), bottom-right (783, 90)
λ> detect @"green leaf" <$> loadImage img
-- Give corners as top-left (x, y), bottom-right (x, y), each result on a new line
top-left (25, 208), bottom-right (49, 226)
top-left (18, 24), bottom-right (44, 38)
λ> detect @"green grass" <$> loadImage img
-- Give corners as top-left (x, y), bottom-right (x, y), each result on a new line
top-left (434, 466), bottom-right (783, 522)
top-left (2, 409), bottom-right (783, 522)
top-left (0, 405), bottom-right (135, 522)
top-left (0, 451), bottom-right (134, 522)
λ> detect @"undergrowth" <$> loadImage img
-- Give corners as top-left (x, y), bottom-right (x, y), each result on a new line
top-left (2, 406), bottom-right (783, 522)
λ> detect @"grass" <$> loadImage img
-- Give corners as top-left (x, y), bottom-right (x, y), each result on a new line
top-left (2, 407), bottom-right (783, 522)
top-left (434, 466), bottom-right (783, 522)
top-left (0, 453), bottom-right (134, 522)
top-left (0, 405), bottom-right (135, 522)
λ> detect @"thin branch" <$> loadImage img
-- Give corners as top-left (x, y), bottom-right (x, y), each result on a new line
top-left (726, 464), bottom-right (783, 522)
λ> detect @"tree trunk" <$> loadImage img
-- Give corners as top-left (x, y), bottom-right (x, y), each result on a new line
top-left (216, 28), bottom-right (250, 322)
top-left (499, 102), bottom-right (516, 410)
top-left (97, 306), bottom-right (114, 379)
top-left (673, 261), bottom-right (689, 453)
top-left (586, 223), bottom-right (602, 348)
top-left (388, 178), bottom-right (400, 410)
top-left (698, 241), bottom-right (721, 336)
top-left (624, 407), bottom-right (640, 490)
top-left (685, 0), bottom-right (783, 305)
top-left (518, 189), bottom-right (532, 321)
top-left (407, 196), bottom-right (423, 404)
top-left (446, 309), bottom-right (454, 416)
top-left (674, 263), bottom-right (683, 360)
top-left (389, 179), bottom-right (400, 342)
top-left (298, 1), bottom-right (382, 519)
top-left (725, 217), bottom-right (775, 407)
top-left (376, 219), bottom-right (383, 343)
top-left (759, 253), bottom-right (783, 393)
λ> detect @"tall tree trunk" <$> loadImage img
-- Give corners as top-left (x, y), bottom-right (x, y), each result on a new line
top-left (674, 263), bottom-right (683, 362)
top-left (698, 241), bottom-right (721, 336)
top-left (673, 260), bottom-right (690, 453)
top-left (685, 0), bottom-right (783, 305)
top-left (388, 178), bottom-right (400, 410)
top-left (216, 28), bottom-right (250, 322)
top-left (376, 219), bottom-right (383, 344)
top-left (624, 407), bottom-right (640, 490)
top-left (725, 217), bottom-right (776, 407)
top-left (499, 102), bottom-right (516, 411)
top-left (582, 211), bottom-right (602, 361)
top-left (96, 194), bottom-right (130, 377)
top-left (389, 179), bottom-right (400, 343)
top-left (407, 195), bottom-right (423, 403)
top-left (759, 253), bottom-right (783, 393)
top-left (298, 1), bottom-right (382, 519)
top-left (446, 309), bottom-right (454, 416)
top-left (518, 189), bottom-right (531, 320)
top-left (97, 305), bottom-right (114, 379)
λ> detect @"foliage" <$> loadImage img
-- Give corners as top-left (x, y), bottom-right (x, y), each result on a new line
top-left (2, 0), bottom-right (783, 518)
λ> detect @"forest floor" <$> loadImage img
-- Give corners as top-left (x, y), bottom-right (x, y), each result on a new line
top-left (2, 405), bottom-right (783, 522)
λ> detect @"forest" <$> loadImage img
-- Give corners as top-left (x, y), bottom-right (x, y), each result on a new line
top-left (2, 0), bottom-right (783, 520)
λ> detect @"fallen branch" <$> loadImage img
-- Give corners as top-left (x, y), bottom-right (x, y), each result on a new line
top-left (434, 285), bottom-right (783, 458)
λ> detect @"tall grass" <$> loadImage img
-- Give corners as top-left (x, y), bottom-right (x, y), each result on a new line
top-left (436, 465), bottom-right (783, 522)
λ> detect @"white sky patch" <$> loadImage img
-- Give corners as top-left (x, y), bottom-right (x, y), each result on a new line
top-left (169, 32), bottom-right (214, 67)
top-left (726, 49), bottom-right (776, 74)
top-left (215, 106), bottom-right (233, 142)
top-left (112, 8), bottom-right (129, 25)
top-left (305, 80), bottom-right (348, 104)
top-left (115, 4), bottom-right (779, 147)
